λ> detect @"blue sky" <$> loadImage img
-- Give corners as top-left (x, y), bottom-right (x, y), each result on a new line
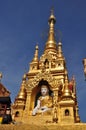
top-left (0, 0), bottom-right (86, 122)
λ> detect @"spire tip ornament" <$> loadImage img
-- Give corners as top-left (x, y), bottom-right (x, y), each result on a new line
top-left (48, 7), bottom-right (56, 24)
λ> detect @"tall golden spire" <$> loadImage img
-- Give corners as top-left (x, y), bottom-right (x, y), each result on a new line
top-left (16, 74), bottom-right (26, 100)
top-left (45, 9), bottom-right (57, 52)
top-left (32, 45), bottom-right (39, 62)
top-left (62, 70), bottom-right (72, 98)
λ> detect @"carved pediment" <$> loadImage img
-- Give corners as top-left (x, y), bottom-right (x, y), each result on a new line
top-left (27, 71), bottom-right (53, 90)
top-left (27, 71), bottom-right (62, 91)
top-left (0, 83), bottom-right (10, 97)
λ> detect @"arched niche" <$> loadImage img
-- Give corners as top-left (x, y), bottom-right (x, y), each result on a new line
top-left (30, 79), bottom-right (53, 111)
top-left (27, 71), bottom-right (62, 111)
top-left (28, 71), bottom-right (54, 111)
top-left (65, 109), bottom-right (70, 116)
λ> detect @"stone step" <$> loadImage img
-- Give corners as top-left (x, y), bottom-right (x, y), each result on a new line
top-left (0, 123), bottom-right (86, 130)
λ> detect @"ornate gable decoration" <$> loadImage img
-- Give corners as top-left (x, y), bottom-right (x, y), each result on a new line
top-left (27, 70), bottom-right (62, 91)
top-left (27, 71), bottom-right (54, 90)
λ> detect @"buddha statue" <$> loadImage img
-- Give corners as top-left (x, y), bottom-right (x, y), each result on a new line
top-left (32, 85), bottom-right (53, 115)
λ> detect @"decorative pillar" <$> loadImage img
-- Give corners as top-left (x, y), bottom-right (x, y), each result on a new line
top-left (52, 79), bottom-right (59, 123)
top-left (75, 105), bottom-right (80, 123)
top-left (24, 90), bottom-right (32, 116)
top-left (52, 89), bottom-right (58, 123)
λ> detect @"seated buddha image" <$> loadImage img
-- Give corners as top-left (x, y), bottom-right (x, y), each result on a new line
top-left (32, 84), bottom-right (53, 116)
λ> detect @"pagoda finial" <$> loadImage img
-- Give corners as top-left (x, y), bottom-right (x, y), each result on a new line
top-left (51, 7), bottom-right (54, 15)
top-left (45, 8), bottom-right (57, 52)
top-left (32, 44), bottom-right (39, 62)
top-left (48, 7), bottom-right (56, 25)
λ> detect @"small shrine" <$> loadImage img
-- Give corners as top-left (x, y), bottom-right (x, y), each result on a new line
top-left (12, 10), bottom-right (80, 124)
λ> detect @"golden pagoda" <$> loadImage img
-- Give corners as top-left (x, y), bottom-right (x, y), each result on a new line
top-left (12, 10), bottom-right (80, 124)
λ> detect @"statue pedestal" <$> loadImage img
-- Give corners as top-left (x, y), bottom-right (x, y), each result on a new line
top-left (22, 115), bottom-right (52, 125)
